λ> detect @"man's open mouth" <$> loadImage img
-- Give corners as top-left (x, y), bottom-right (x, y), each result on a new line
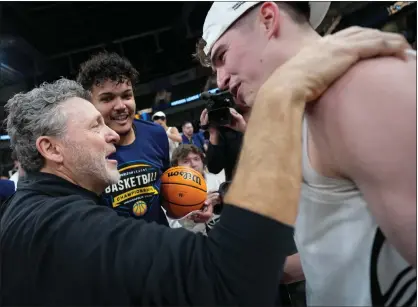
top-left (105, 150), bottom-right (117, 165)
top-left (111, 114), bottom-right (129, 122)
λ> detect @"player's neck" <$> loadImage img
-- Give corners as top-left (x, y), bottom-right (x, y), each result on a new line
top-left (277, 28), bottom-right (320, 63)
top-left (117, 127), bottom-right (136, 146)
top-left (294, 30), bottom-right (321, 54)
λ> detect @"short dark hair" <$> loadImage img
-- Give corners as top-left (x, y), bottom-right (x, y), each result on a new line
top-left (171, 144), bottom-right (206, 167)
top-left (76, 52), bottom-right (139, 90)
top-left (182, 121), bottom-right (193, 127)
top-left (281, 2), bottom-right (310, 24)
top-left (195, 2), bottom-right (311, 67)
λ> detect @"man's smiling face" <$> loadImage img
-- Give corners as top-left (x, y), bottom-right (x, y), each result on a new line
top-left (90, 79), bottom-right (136, 136)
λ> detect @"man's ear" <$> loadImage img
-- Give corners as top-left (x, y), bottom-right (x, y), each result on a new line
top-left (257, 2), bottom-right (281, 39)
top-left (36, 136), bottom-right (65, 164)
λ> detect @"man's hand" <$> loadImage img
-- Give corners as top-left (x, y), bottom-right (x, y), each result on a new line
top-left (200, 108), bottom-right (220, 145)
top-left (224, 108), bottom-right (246, 133)
top-left (200, 108), bottom-right (209, 126)
top-left (166, 126), bottom-right (182, 143)
top-left (190, 191), bottom-right (220, 223)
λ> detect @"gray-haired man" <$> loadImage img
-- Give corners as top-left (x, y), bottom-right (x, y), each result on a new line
top-left (0, 78), bottom-right (294, 305)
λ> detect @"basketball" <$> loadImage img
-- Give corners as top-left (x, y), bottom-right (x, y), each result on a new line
top-left (132, 201), bottom-right (147, 217)
top-left (160, 166), bottom-right (207, 219)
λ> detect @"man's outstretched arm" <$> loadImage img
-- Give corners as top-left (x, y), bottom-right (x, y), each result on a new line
top-left (50, 82), bottom-right (306, 305)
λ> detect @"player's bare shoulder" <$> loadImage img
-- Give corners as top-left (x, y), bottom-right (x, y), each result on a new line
top-left (323, 54), bottom-right (415, 105)
top-left (305, 53), bottom-right (416, 177)
top-left (309, 53), bottom-right (416, 129)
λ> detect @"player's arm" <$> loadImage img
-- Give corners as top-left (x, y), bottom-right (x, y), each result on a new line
top-left (324, 57), bottom-right (416, 268)
top-left (66, 78), bottom-right (307, 304)
top-left (167, 127), bottom-right (182, 143)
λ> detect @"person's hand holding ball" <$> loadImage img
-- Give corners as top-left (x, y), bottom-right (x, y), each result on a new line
top-left (189, 191), bottom-right (220, 223)
top-left (161, 166), bottom-right (212, 222)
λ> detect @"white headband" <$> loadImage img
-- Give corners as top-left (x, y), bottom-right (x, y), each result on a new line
top-left (202, 1), bottom-right (331, 55)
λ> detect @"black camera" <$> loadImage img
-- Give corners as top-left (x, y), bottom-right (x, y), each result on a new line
top-left (202, 90), bottom-right (234, 126)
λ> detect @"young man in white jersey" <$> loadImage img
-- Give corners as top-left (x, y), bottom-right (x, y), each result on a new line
top-left (152, 111), bottom-right (182, 159)
top-left (8, 151), bottom-right (24, 190)
top-left (197, 2), bottom-right (416, 306)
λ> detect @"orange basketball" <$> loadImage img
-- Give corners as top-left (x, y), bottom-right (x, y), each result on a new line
top-left (161, 166), bottom-right (207, 219)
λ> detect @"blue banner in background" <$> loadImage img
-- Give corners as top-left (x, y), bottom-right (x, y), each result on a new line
top-left (0, 88), bottom-right (221, 140)
top-left (387, 2), bottom-right (414, 16)
top-left (170, 88), bottom-right (218, 107)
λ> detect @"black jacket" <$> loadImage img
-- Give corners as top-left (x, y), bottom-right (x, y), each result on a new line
top-left (0, 172), bottom-right (294, 306)
top-left (206, 127), bottom-right (243, 182)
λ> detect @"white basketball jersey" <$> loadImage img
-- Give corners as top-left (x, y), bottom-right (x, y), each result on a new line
top-left (295, 118), bottom-right (416, 306)
top-left (166, 127), bottom-right (179, 160)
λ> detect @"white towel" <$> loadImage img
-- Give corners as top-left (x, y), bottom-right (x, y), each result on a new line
top-left (405, 49), bottom-right (416, 58)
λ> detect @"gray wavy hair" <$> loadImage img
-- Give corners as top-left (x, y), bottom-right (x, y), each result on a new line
top-left (5, 78), bottom-right (91, 173)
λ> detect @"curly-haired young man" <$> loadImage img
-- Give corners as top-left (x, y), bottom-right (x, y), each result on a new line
top-left (76, 53), bottom-right (183, 225)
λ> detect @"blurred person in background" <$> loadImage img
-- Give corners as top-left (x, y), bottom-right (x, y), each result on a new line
top-left (200, 108), bottom-right (245, 182)
top-left (153, 89), bottom-right (171, 112)
top-left (181, 121), bottom-right (207, 152)
top-left (0, 167), bottom-right (9, 180)
top-left (0, 178), bottom-right (15, 204)
top-left (152, 111), bottom-right (181, 159)
top-left (168, 144), bottom-right (223, 234)
top-left (135, 108), bottom-right (153, 121)
top-left (77, 52), bottom-right (170, 225)
top-left (9, 151), bottom-right (24, 189)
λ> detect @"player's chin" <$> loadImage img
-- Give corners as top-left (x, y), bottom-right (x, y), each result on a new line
top-left (235, 101), bottom-right (251, 115)
top-left (110, 119), bottom-right (133, 136)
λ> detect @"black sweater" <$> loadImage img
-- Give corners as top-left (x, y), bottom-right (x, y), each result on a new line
top-left (0, 172), bottom-right (294, 306)
top-left (206, 127), bottom-right (243, 182)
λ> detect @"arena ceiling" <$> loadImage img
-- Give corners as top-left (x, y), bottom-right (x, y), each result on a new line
top-left (1, 1), bottom-right (409, 85)
top-left (0, 1), bottom-right (414, 125)
top-left (0, 2), bottom-right (213, 87)
top-left (0, 2), bottom-right (389, 87)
